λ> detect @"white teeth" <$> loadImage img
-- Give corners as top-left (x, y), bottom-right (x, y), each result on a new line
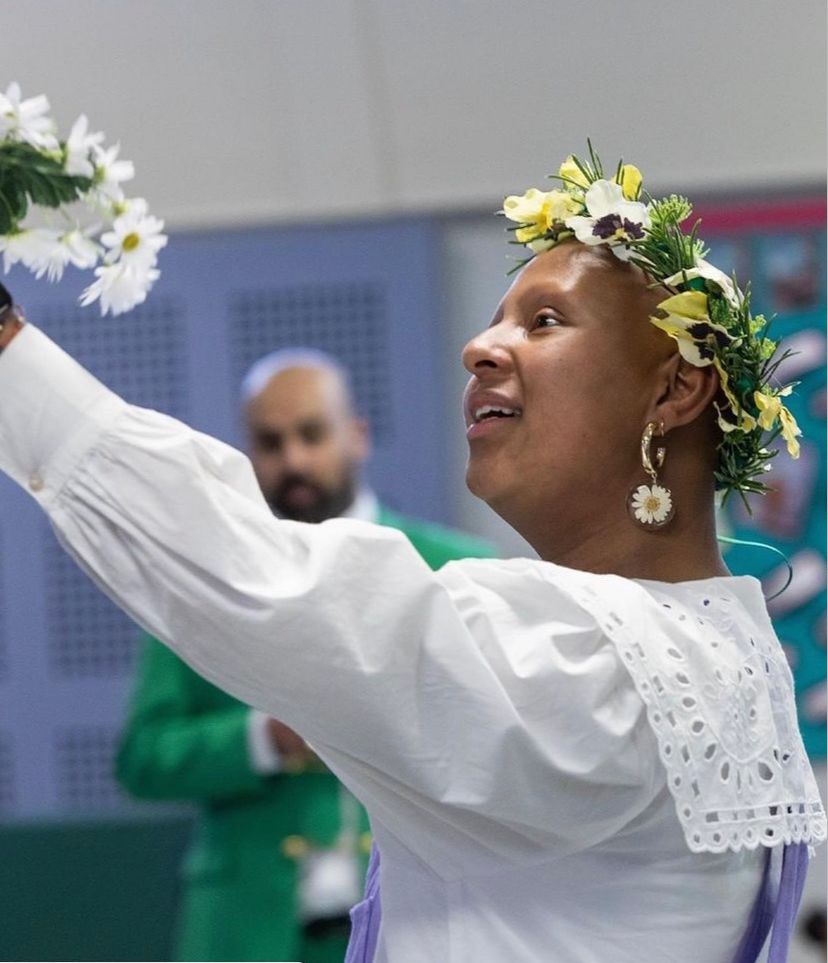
top-left (474, 405), bottom-right (520, 423)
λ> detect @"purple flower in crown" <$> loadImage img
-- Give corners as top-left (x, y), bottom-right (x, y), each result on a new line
top-left (592, 213), bottom-right (646, 241)
top-left (565, 180), bottom-right (650, 261)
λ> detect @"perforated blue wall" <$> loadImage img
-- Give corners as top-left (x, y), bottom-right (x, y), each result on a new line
top-left (230, 280), bottom-right (394, 441)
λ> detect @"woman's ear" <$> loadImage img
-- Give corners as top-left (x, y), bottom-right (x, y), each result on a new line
top-left (651, 353), bottom-right (720, 432)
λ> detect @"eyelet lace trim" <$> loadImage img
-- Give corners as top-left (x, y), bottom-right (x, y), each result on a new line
top-left (573, 580), bottom-right (826, 854)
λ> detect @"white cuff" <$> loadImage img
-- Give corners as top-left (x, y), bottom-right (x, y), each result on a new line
top-left (0, 325), bottom-right (126, 507)
top-left (247, 709), bottom-right (282, 775)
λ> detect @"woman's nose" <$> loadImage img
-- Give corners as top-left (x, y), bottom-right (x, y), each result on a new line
top-left (462, 325), bottom-right (514, 377)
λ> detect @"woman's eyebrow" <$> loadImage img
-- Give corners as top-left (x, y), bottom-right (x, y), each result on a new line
top-left (525, 291), bottom-right (572, 318)
top-left (522, 276), bottom-right (574, 305)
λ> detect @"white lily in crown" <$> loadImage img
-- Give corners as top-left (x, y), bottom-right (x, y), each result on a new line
top-left (565, 180), bottom-right (651, 261)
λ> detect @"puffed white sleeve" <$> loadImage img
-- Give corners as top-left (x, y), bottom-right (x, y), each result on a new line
top-left (0, 327), bottom-right (662, 872)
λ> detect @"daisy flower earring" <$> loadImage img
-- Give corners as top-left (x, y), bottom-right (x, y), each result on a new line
top-left (628, 421), bottom-right (675, 530)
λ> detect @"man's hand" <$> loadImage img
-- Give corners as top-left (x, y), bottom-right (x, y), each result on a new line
top-left (266, 717), bottom-right (315, 771)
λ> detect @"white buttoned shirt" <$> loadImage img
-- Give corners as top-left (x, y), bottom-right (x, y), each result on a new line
top-left (0, 327), bottom-right (823, 963)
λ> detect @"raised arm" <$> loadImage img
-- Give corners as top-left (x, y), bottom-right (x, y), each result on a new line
top-left (0, 325), bottom-right (454, 732)
top-left (0, 324), bottom-right (660, 873)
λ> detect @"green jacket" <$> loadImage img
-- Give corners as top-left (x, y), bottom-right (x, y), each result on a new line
top-left (116, 506), bottom-right (493, 962)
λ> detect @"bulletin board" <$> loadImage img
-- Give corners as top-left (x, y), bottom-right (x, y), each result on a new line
top-left (699, 197), bottom-right (826, 758)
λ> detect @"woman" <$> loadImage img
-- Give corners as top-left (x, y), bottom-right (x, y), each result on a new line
top-left (0, 149), bottom-right (823, 962)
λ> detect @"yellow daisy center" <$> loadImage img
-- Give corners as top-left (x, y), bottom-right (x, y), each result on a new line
top-left (645, 495), bottom-right (661, 512)
top-left (122, 232), bottom-right (141, 252)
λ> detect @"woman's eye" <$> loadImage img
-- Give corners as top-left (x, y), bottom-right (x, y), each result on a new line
top-left (533, 314), bottom-right (560, 330)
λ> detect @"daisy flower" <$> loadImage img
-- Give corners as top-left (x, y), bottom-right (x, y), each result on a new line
top-left (0, 82), bottom-right (58, 151)
top-left (0, 82), bottom-right (166, 317)
top-left (64, 115), bottom-right (105, 178)
top-left (80, 260), bottom-right (160, 317)
top-left (60, 228), bottom-right (101, 270)
top-left (100, 198), bottom-right (167, 268)
top-left (0, 228), bottom-right (67, 280)
top-left (92, 143), bottom-right (135, 202)
top-left (630, 484), bottom-right (673, 527)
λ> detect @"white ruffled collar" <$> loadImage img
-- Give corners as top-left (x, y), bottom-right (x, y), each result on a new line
top-left (563, 567), bottom-right (826, 854)
top-left (448, 558), bottom-right (825, 854)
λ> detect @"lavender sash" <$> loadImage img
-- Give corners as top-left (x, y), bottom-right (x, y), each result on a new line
top-left (345, 843), bottom-right (809, 963)
top-left (732, 842), bottom-right (810, 963)
top-left (766, 843), bottom-right (809, 961)
top-left (344, 844), bottom-right (382, 963)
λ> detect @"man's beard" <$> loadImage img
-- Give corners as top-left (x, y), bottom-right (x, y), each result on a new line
top-left (266, 472), bottom-right (357, 524)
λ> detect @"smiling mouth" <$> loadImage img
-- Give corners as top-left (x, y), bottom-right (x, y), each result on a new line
top-left (467, 404), bottom-right (522, 439)
top-left (472, 404), bottom-right (522, 424)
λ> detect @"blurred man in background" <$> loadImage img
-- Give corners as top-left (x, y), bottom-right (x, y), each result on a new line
top-left (116, 349), bottom-right (493, 963)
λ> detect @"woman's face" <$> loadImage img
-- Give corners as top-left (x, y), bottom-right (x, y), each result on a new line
top-left (462, 242), bottom-right (673, 542)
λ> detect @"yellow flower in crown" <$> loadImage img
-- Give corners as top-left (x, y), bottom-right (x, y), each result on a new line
top-left (714, 360), bottom-right (757, 433)
top-left (754, 388), bottom-right (801, 458)
top-left (650, 291), bottom-right (757, 434)
top-left (754, 388), bottom-right (785, 431)
top-left (559, 156), bottom-right (641, 200)
top-left (558, 156), bottom-right (590, 189)
top-left (649, 291), bottom-right (734, 367)
top-left (502, 188), bottom-right (581, 244)
top-left (779, 406), bottom-right (802, 458)
top-left (618, 164), bottom-right (642, 201)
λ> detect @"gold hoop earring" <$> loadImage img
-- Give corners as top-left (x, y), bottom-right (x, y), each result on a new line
top-left (628, 421), bottom-right (675, 530)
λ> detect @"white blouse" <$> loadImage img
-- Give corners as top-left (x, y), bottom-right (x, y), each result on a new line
top-left (0, 327), bottom-right (823, 963)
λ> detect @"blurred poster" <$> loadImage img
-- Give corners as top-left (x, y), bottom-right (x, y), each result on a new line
top-left (710, 202), bottom-right (827, 758)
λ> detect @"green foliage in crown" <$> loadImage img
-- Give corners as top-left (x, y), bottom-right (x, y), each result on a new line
top-left (501, 142), bottom-right (800, 508)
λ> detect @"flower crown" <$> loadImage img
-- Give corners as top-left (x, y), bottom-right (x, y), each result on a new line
top-left (502, 142), bottom-right (801, 506)
top-left (0, 82), bottom-right (166, 315)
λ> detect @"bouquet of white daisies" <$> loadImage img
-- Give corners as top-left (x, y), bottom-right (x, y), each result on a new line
top-left (0, 82), bottom-right (166, 315)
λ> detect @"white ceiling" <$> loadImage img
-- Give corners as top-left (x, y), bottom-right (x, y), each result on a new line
top-left (4, 0), bottom-right (825, 229)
